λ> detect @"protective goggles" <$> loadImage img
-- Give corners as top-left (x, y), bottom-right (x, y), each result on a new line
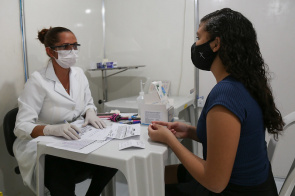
top-left (49, 43), bottom-right (81, 51)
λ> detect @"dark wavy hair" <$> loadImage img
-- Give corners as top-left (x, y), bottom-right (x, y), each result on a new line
top-left (201, 8), bottom-right (284, 138)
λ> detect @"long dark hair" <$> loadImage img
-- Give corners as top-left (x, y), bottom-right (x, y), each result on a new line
top-left (201, 8), bottom-right (284, 138)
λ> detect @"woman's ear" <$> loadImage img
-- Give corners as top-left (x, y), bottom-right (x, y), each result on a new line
top-left (212, 37), bottom-right (221, 52)
top-left (45, 47), bottom-right (55, 58)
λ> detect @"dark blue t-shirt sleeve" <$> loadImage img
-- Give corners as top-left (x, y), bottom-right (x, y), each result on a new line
top-left (204, 82), bottom-right (247, 124)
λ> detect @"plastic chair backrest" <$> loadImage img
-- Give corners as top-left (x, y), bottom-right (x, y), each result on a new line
top-left (3, 108), bottom-right (18, 157)
top-left (268, 111), bottom-right (295, 165)
top-left (279, 158), bottom-right (295, 196)
top-left (267, 111), bottom-right (295, 195)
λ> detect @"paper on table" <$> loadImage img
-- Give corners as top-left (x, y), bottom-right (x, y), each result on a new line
top-left (30, 135), bottom-right (66, 143)
top-left (71, 119), bottom-right (111, 141)
top-left (46, 138), bottom-right (113, 154)
top-left (47, 139), bottom-right (95, 150)
top-left (108, 124), bottom-right (140, 139)
top-left (30, 120), bottom-right (111, 143)
top-left (119, 140), bottom-right (145, 150)
top-left (31, 118), bottom-right (140, 154)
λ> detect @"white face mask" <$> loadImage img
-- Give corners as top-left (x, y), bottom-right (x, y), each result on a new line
top-left (54, 50), bottom-right (78, 69)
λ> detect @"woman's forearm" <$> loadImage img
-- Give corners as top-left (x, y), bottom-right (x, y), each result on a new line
top-left (187, 125), bottom-right (200, 142)
top-left (166, 136), bottom-right (206, 183)
top-left (166, 134), bottom-right (227, 193)
top-left (30, 125), bottom-right (46, 138)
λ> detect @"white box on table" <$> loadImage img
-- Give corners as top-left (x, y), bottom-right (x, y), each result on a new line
top-left (139, 91), bottom-right (174, 124)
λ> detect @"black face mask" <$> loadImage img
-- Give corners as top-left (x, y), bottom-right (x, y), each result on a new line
top-left (191, 39), bottom-right (217, 71)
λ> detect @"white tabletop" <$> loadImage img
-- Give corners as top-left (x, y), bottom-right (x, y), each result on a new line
top-left (36, 125), bottom-right (168, 196)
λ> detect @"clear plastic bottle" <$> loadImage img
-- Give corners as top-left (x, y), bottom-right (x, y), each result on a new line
top-left (137, 80), bottom-right (145, 117)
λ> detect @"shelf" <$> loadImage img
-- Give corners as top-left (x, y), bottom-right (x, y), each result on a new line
top-left (88, 65), bottom-right (146, 104)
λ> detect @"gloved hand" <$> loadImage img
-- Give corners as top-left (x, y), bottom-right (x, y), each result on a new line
top-left (83, 109), bottom-right (106, 129)
top-left (43, 124), bottom-right (81, 140)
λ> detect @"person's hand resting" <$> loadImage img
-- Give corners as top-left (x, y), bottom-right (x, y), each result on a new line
top-left (151, 121), bottom-right (191, 139)
top-left (43, 124), bottom-right (81, 140)
top-left (148, 123), bottom-right (176, 144)
top-left (83, 109), bottom-right (106, 129)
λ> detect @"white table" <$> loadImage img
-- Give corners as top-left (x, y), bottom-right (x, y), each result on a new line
top-left (36, 125), bottom-right (168, 196)
top-left (104, 96), bottom-right (196, 126)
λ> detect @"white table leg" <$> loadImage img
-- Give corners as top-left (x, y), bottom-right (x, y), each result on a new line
top-left (189, 105), bottom-right (196, 127)
top-left (37, 153), bottom-right (45, 196)
top-left (123, 153), bottom-right (165, 196)
top-left (102, 177), bottom-right (116, 196)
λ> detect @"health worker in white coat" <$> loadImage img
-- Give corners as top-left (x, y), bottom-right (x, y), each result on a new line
top-left (13, 27), bottom-right (117, 196)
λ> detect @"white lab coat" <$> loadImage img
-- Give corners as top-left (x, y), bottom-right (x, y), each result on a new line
top-left (13, 61), bottom-right (96, 193)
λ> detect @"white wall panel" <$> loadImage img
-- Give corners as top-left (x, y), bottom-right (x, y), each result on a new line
top-left (102, 0), bottom-right (195, 99)
top-left (0, 1), bottom-right (35, 195)
top-left (24, 0), bottom-right (104, 75)
top-left (24, 0), bottom-right (106, 111)
top-left (24, 0), bottom-right (196, 108)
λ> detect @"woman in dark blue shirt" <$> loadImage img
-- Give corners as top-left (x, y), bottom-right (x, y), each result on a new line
top-left (148, 8), bottom-right (284, 196)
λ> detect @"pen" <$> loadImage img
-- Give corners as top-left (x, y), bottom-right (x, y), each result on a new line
top-left (131, 121), bottom-right (141, 124)
top-left (98, 115), bottom-right (114, 119)
top-left (119, 120), bottom-right (141, 124)
top-left (130, 117), bottom-right (141, 120)
top-left (131, 114), bottom-right (138, 118)
top-left (109, 114), bottom-right (141, 122)
top-left (97, 113), bottom-right (116, 117)
top-left (120, 117), bottom-right (141, 120)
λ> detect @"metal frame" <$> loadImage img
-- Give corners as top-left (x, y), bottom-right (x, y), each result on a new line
top-left (192, 0), bottom-right (200, 156)
top-left (102, 0), bottom-right (106, 59)
top-left (20, 0), bottom-right (29, 81)
top-left (89, 65), bottom-right (146, 104)
top-left (194, 0), bottom-right (199, 109)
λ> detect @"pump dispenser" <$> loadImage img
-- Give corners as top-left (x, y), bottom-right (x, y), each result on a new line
top-left (137, 80), bottom-right (145, 117)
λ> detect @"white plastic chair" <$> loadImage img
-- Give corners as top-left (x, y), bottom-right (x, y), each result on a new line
top-left (267, 111), bottom-right (295, 196)
top-left (279, 158), bottom-right (295, 196)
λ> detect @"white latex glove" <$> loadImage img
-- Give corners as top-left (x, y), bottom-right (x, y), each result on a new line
top-left (83, 109), bottom-right (106, 129)
top-left (43, 124), bottom-right (81, 140)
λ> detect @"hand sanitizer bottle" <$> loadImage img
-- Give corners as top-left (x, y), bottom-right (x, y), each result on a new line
top-left (137, 80), bottom-right (145, 117)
